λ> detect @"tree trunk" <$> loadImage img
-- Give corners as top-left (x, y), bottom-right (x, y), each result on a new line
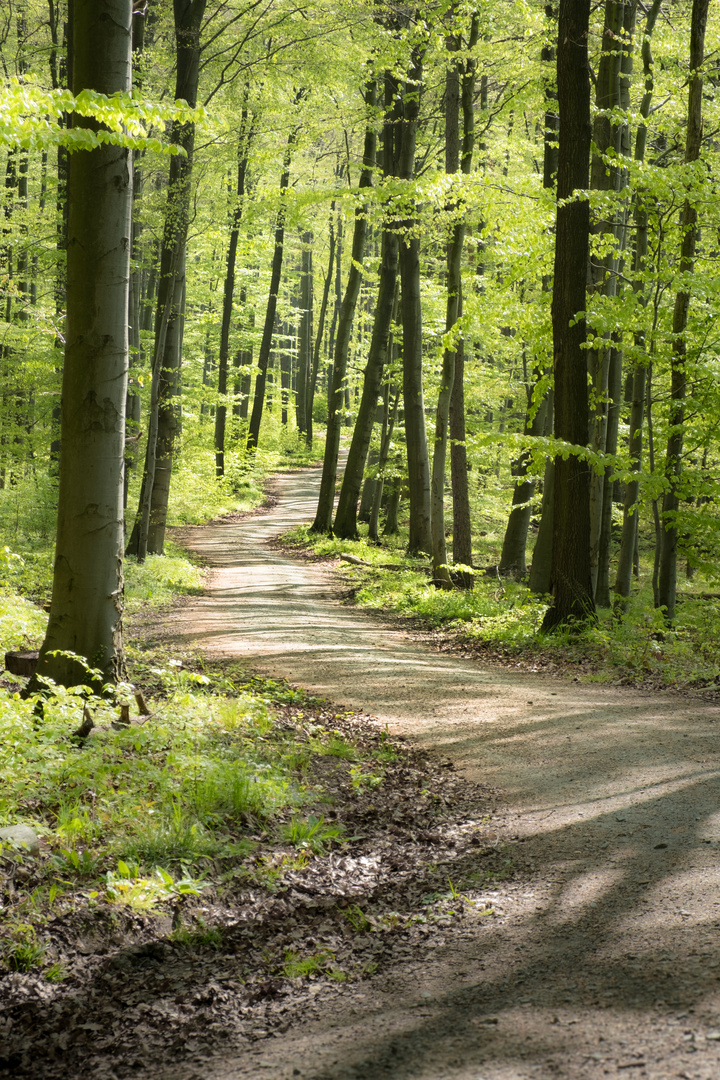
top-left (296, 231), bottom-right (313, 437)
top-left (397, 44), bottom-right (431, 556)
top-left (432, 14), bottom-right (479, 585)
top-left (369, 381), bottom-right (401, 542)
top-left (215, 103), bottom-right (252, 477)
top-left (33, 0), bottom-right (132, 691)
top-left (311, 81), bottom-right (377, 534)
top-left (614, 0), bottom-right (662, 609)
top-left (594, 0), bottom-right (637, 606)
top-left (540, 0), bottom-right (595, 631)
top-left (306, 207), bottom-right (336, 448)
top-left (334, 72), bottom-right (400, 539)
top-left (247, 101), bottom-right (303, 450)
top-left (587, 0), bottom-right (629, 599)
top-left (528, 395), bottom-right (555, 595)
top-left (526, 6), bottom-right (559, 593)
top-left (657, 0), bottom-right (709, 621)
top-left (126, 0), bottom-right (206, 559)
top-left (500, 386), bottom-right (550, 575)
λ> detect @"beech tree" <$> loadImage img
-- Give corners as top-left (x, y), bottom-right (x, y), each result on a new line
top-left (656, 0), bottom-right (709, 621)
top-left (32, 0), bottom-right (133, 689)
top-left (541, 0), bottom-right (595, 630)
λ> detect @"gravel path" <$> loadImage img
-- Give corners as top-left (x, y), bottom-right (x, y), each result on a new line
top-left (168, 465), bottom-right (720, 1080)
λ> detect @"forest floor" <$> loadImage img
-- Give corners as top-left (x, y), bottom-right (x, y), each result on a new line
top-left (164, 465), bottom-right (720, 1080)
top-left (5, 465), bottom-right (720, 1080)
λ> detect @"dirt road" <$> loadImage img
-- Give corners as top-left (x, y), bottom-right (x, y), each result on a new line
top-left (169, 465), bottom-right (720, 1080)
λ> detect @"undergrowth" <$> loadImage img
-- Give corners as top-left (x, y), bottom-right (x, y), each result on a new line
top-left (0, 650), bottom-right (378, 978)
top-left (279, 524), bottom-right (720, 692)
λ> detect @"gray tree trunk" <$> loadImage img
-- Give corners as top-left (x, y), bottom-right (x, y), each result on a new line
top-left (306, 207), bottom-right (336, 448)
top-left (247, 101), bottom-right (304, 450)
top-left (657, 0), bottom-right (709, 621)
top-left (215, 102), bottom-right (252, 476)
top-left (33, 0), bottom-right (132, 690)
top-left (397, 44), bottom-right (431, 556)
top-left (614, 0), bottom-right (662, 608)
top-left (126, 0), bottom-right (206, 559)
top-left (333, 73), bottom-right (400, 539)
top-left (311, 81), bottom-right (377, 534)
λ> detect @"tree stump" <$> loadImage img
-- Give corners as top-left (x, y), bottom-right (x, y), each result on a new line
top-left (4, 651), bottom-right (39, 678)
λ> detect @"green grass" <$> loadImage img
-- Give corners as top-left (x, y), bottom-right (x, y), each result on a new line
top-left (277, 520), bottom-right (720, 692)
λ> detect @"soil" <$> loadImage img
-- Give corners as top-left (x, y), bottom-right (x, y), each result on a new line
top-left (5, 463), bottom-right (720, 1080)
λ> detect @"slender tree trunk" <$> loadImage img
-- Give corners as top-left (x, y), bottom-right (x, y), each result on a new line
top-left (541, 0), bottom-right (595, 631)
top-left (369, 381), bottom-right (400, 542)
top-left (306, 207), bottom-right (335, 448)
top-left (215, 103), bottom-right (252, 477)
top-left (296, 231), bottom-right (313, 437)
top-left (614, 0), bottom-right (662, 609)
top-left (311, 81), bottom-right (377, 534)
top-left (527, 6), bottom-right (559, 593)
top-left (586, 0), bottom-right (631, 599)
top-left (126, 0), bottom-right (206, 559)
top-left (247, 102), bottom-right (304, 450)
top-left (33, 0), bottom-right (132, 691)
top-left (595, 0), bottom-right (637, 606)
top-left (431, 36), bottom-right (465, 588)
top-left (334, 73), bottom-right (400, 539)
top-left (500, 381), bottom-right (550, 575)
top-left (657, 0), bottom-right (708, 621)
top-left (397, 44), bottom-right (431, 556)
top-left (528, 390), bottom-right (555, 594)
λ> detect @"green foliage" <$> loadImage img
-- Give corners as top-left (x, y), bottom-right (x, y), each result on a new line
top-left (279, 814), bottom-right (344, 853)
top-left (281, 516), bottom-right (720, 691)
top-left (124, 544), bottom-right (205, 611)
top-left (0, 81), bottom-right (202, 152)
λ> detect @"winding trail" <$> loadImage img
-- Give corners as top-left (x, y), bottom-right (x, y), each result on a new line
top-left (168, 465), bottom-right (720, 1080)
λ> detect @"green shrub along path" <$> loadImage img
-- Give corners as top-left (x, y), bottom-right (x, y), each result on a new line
top-left (165, 463), bottom-right (720, 1080)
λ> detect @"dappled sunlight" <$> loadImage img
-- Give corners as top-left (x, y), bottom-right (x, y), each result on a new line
top-left (160, 466), bottom-right (720, 1079)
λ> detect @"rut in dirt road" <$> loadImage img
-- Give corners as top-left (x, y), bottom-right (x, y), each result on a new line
top-left (167, 464), bottom-right (720, 1080)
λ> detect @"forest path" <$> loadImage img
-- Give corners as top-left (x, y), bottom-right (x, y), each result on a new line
top-left (168, 464), bottom-right (720, 1080)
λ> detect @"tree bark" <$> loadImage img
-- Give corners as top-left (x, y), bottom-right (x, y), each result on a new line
top-left (306, 208), bottom-right (335, 448)
top-left (247, 102), bottom-right (303, 450)
top-left (657, 0), bottom-right (709, 621)
top-left (33, 0), bottom-right (132, 691)
top-left (431, 38), bottom-right (464, 588)
top-left (311, 81), bottom-right (377, 534)
top-left (126, 0), bottom-right (206, 559)
top-left (333, 73), bottom-right (400, 539)
top-left (614, 0), bottom-right (662, 609)
top-left (296, 231), bottom-right (313, 437)
top-left (540, 0), bottom-right (595, 631)
top-left (215, 101), bottom-right (252, 477)
top-left (397, 44), bottom-right (431, 556)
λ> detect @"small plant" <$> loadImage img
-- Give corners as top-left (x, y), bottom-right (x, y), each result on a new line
top-left (44, 962), bottom-right (67, 983)
top-left (345, 904), bottom-right (372, 933)
top-left (55, 847), bottom-right (98, 877)
top-left (349, 765), bottom-right (384, 790)
top-left (312, 732), bottom-right (357, 759)
top-left (3, 924), bottom-right (45, 972)
top-left (279, 814), bottom-right (344, 853)
top-left (171, 921), bottom-right (223, 950)
top-left (327, 967), bottom-right (349, 982)
top-left (282, 948), bottom-right (335, 979)
top-left (101, 861), bottom-right (204, 911)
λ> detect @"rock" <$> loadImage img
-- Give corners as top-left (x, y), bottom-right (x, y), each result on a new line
top-left (0, 824), bottom-right (40, 857)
